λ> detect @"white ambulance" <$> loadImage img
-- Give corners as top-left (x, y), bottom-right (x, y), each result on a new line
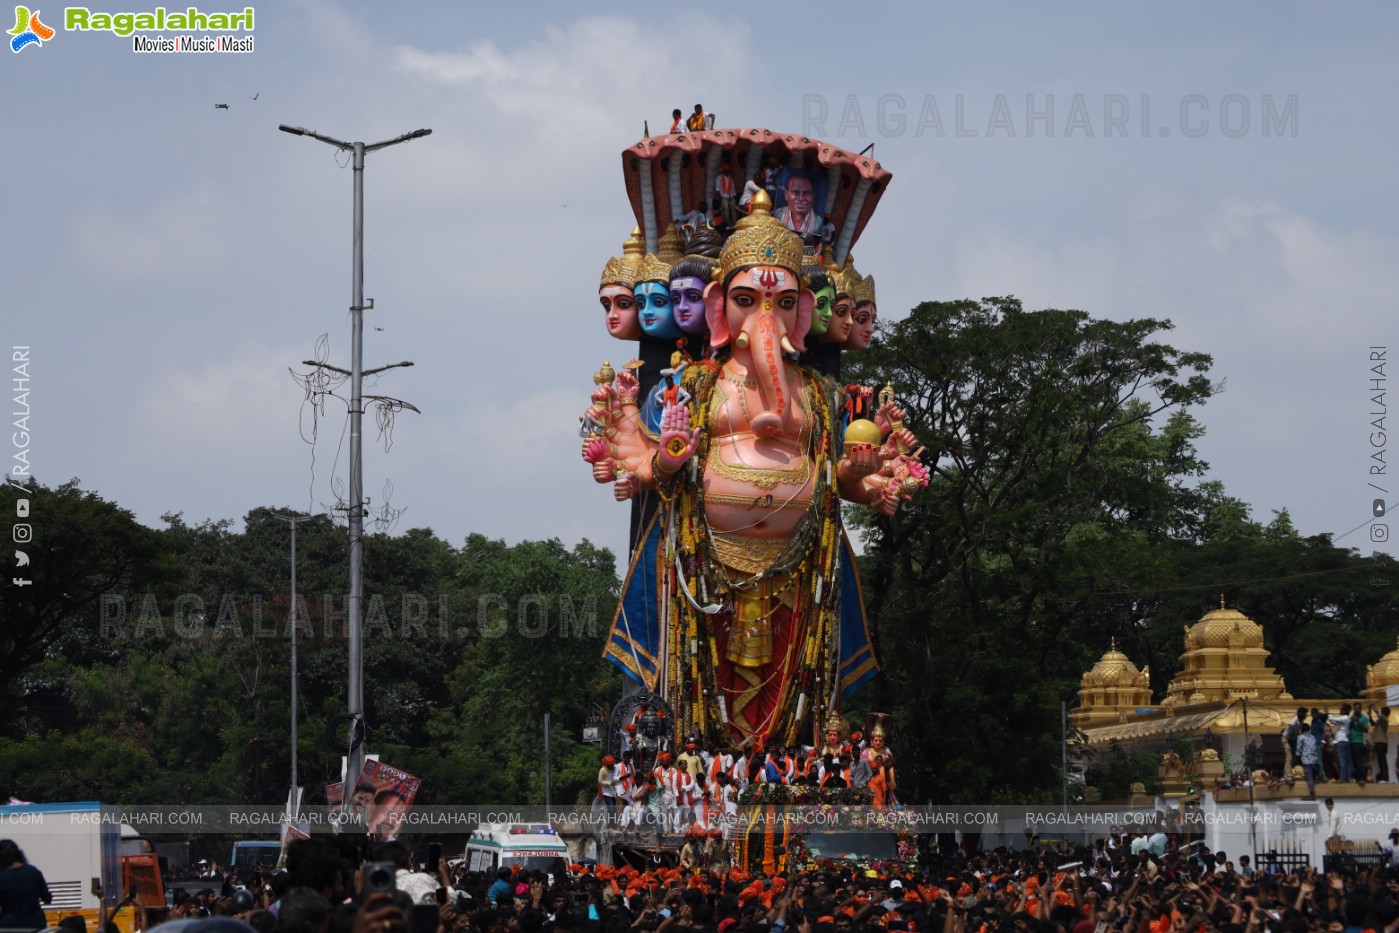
top-left (463, 824), bottom-right (569, 881)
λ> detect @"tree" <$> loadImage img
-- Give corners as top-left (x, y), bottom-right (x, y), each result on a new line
top-left (845, 298), bottom-right (1217, 802)
top-left (2, 492), bottom-right (626, 808)
top-left (1, 479), bottom-right (177, 729)
top-left (408, 535), bottom-right (622, 805)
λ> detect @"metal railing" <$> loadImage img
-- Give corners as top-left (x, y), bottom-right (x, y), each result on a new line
top-left (1254, 851), bottom-right (1311, 873)
top-left (1322, 850), bottom-right (1388, 874)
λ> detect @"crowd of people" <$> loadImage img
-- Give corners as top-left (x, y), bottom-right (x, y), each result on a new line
top-left (1281, 706), bottom-right (1393, 799)
top-left (7, 828), bottom-right (1399, 933)
top-left (660, 104), bottom-right (838, 250)
top-left (595, 717), bottom-right (898, 836)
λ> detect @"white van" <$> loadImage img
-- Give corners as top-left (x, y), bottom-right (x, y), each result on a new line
top-left (463, 824), bottom-right (569, 881)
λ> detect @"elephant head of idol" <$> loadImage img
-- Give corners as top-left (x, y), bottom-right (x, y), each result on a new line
top-left (703, 191), bottom-right (814, 439)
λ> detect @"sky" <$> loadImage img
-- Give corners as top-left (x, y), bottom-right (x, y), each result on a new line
top-left (7, 2), bottom-right (1399, 579)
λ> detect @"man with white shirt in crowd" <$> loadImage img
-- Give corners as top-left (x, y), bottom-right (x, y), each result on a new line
top-left (1382, 827), bottom-right (1399, 868)
top-left (372, 840), bottom-right (438, 906)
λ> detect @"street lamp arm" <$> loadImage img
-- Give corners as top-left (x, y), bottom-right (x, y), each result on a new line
top-left (363, 128), bottom-right (433, 153)
top-left (363, 396), bottom-right (421, 414)
top-left (304, 360), bottom-right (353, 376)
top-left (361, 360), bottom-right (414, 377)
top-left (280, 124), bottom-right (354, 150)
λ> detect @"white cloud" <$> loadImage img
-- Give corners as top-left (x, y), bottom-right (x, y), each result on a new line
top-left (67, 188), bottom-right (230, 280)
top-left (368, 386), bottom-right (634, 560)
top-left (944, 195), bottom-right (1399, 546)
top-left (140, 342), bottom-right (306, 451)
top-left (391, 14), bottom-right (753, 140)
top-left (1205, 199), bottom-right (1399, 341)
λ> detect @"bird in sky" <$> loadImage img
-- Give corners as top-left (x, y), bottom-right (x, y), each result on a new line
top-left (250, 93), bottom-right (259, 101)
top-left (215, 103), bottom-right (229, 110)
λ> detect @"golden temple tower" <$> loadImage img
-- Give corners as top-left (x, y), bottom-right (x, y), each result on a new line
top-left (1070, 640), bottom-right (1153, 728)
top-left (1363, 636), bottom-right (1399, 704)
top-left (1160, 601), bottom-right (1290, 708)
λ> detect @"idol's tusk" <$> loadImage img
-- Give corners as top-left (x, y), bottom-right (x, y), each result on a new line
top-left (735, 332), bottom-right (749, 349)
top-left (780, 335), bottom-right (797, 355)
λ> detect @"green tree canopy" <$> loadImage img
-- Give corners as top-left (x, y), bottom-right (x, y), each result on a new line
top-left (844, 298), bottom-right (1393, 802)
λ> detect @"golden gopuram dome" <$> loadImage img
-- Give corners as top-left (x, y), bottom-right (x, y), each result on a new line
top-left (1363, 636), bottom-right (1399, 704)
top-left (1073, 605), bottom-right (1398, 781)
top-left (1071, 640), bottom-right (1152, 728)
top-left (1160, 601), bottom-right (1289, 709)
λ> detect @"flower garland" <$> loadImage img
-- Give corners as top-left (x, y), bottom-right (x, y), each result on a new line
top-left (738, 783), bottom-right (873, 807)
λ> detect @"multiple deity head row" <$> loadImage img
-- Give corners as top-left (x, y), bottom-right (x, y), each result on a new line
top-left (598, 192), bottom-right (879, 354)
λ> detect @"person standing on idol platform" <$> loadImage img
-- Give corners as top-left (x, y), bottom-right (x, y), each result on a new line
top-left (714, 163), bottom-right (739, 226)
top-left (597, 754), bottom-right (619, 814)
top-left (740, 173), bottom-right (761, 213)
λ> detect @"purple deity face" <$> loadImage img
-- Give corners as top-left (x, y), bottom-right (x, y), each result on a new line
top-left (669, 276), bottom-right (709, 335)
top-left (635, 281), bottom-right (681, 340)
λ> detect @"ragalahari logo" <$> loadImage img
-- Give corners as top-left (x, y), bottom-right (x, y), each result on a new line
top-left (9, 6), bottom-right (54, 52)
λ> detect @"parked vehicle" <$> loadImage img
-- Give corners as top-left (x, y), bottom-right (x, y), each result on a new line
top-left (464, 824), bottom-right (568, 882)
top-left (0, 801), bottom-right (160, 933)
top-left (230, 839), bottom-right (284, 868)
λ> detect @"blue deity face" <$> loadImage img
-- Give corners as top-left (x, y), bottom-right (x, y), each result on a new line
top-left (669, 276), bottom-right (709, 336)
top-left (635, 281), bottom-right (681, 339)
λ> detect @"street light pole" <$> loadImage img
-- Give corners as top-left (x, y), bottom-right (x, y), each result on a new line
top-left (279, 124), bottom-right (431, 807)
top-left (544, 713), bottom-right (553, 811)
top-left (274, 512), bottom-right (313, 817)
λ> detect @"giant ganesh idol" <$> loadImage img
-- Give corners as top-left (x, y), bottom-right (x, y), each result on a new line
top-left (580, 129), bottom-right (926, 747)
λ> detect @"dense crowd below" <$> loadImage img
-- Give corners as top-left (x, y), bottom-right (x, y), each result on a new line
top-left (5, 832), bottom-right (1399, 933)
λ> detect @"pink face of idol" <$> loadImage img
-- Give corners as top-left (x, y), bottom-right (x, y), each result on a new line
top-left (846, 303), bottom-right (877, 349)
top-left (722, 266), bottom-right (801, 346)
top-left (669, 276), bottom-right (709, 336)
top-left (599, 285), bottom-right (640, 340)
